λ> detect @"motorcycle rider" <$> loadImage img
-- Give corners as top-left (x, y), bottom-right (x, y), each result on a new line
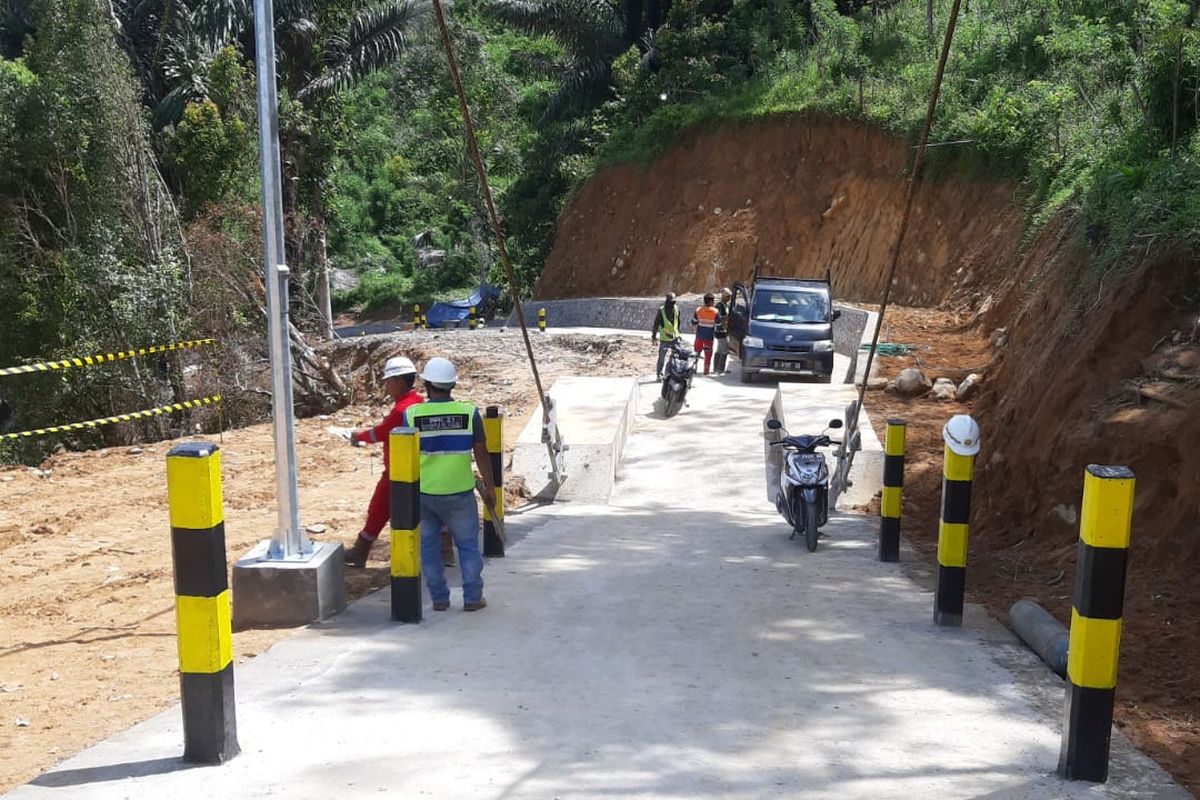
top-left (713, 288), bottom-right (732, 374)
top-left (651, 292), bottom-right (682, 381)
top-left (691, 293), bottom-right (721, 375)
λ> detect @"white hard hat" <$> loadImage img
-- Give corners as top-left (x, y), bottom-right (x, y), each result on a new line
top-left (943, 414), bottom-right (981, 456)
top-left (381, 356), bottom-right (417, 380)
top-left (420, 357), bottom-right (458, 386)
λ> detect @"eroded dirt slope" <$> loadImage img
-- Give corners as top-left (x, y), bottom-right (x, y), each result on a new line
top-left (538, 117), bottom-right (1021, 307)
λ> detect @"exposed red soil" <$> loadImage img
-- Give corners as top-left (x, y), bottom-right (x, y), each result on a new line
top-left (537, 116), bottom-right (1023, 307)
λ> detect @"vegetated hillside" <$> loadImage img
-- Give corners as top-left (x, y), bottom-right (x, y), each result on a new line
top-left (536, 114), bottom-right (1200, 789)
top-left (536, 116), bottom-right (1020, 306)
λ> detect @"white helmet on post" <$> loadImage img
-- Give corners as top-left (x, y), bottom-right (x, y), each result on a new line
top-left (421, 357), bottom-right (458, 387)
top-left (381, 356), bottom-right (417, 380)
top-left (943, 414), bottom-right (981, 456)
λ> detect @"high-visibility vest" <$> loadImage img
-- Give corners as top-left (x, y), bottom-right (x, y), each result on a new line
top-left (404, 400), bottom-right (478, 495)
top-left (659, 306), bottom-right (681, 341)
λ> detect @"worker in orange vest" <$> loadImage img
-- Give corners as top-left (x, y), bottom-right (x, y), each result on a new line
top-left (692, 293), bottom-right (721, 375)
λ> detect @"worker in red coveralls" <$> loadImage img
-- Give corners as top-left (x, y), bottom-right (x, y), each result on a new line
top-left (344, 356), bottom-right (423, 567)
top-left (691, 293), bottom-right (721, 375)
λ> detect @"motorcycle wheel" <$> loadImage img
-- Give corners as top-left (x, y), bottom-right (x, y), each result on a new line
top-left (664, 391), bottom-right (683, 417)
top-left (804, 502), bottom-right (819, 552)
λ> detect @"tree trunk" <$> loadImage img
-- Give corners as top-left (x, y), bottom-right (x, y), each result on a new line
top-left (1171, 35), bottom-right (1183, 161)
top-left (310, 191), bottom-right (334, 340)
top-left (926, 0), bottom-right (934, 41)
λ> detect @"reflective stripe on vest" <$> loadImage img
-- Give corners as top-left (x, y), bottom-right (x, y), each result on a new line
top-left (405, 400), bottom-right (477, 495)
top-left (660, 306), bottom-right (681, 341)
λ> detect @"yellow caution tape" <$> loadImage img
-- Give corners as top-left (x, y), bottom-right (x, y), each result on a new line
top-left (1, 396), bottom-right (221, 440)
top-left (0, 338), bottom-right (216, 378)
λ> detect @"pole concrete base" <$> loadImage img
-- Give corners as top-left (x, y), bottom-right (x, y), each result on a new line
top-left (231, 541), bottom-right (347, 629)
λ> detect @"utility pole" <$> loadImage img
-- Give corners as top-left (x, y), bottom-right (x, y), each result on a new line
top-left (232, 0), bottom-right (346, 630)
top-left (253, 0), bottom-right (308, 560)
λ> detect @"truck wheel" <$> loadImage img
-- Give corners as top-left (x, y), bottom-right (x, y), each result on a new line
top-left (818, 373), bottom-right (833, 384)
top-left (740, 368), bottom-right (753, 384)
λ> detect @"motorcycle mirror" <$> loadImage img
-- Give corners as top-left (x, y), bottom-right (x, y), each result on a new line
top-left (828, 418), bottom-right (844, 429)
top-left (766, 419), bottom-right (783, 431)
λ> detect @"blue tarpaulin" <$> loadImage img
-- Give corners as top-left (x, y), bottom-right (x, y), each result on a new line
top-left (425, 283), bottom-right (501, 328)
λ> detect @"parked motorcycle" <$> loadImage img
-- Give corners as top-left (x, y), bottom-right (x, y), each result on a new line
top-left (766, 417), bottom-right (843, 551)
top-left (662, 341), bottom-right (698, 417)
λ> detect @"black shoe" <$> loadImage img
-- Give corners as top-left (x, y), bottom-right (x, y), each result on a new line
top-left (344, 533), bottom-right (374, 568)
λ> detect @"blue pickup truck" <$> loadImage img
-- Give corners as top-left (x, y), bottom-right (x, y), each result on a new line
top-left (728, 275), bottom-right (840, 384)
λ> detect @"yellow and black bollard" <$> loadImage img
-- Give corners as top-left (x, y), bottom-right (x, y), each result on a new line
top-left (166, 442), bottom-right (238, 764)
top-left (538, 307), bottom-right (547, 332)
top-left (469, 306), bottom-right (477, 330)
top-left (482, 406), bottom-right (505, 558)
top-left (413, 304), bottom-right (422, 330)
top-left (878, 419), bottom-right (906, 562)
top-left (389, 427), bottom-right (422, 623)
top-left (934, 415), bottom-right (979, 627)
top-left (1058, 465), bottom-right (1135, 783)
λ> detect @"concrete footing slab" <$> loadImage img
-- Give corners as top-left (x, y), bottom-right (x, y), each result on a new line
top-left (231, 541), bottom-right (347, 629)
top-left (511, 376), bottom-right (638, 503)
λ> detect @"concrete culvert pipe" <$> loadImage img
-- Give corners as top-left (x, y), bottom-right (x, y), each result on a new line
top-left (1009, 598), bottom-right (1069, 678)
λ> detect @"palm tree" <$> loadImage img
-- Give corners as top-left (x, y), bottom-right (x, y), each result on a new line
top-left (488, 0), bottom-right (669, 119)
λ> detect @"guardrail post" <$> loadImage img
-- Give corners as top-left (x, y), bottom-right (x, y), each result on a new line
top-left (934, 421), bottom-right (977, 627)
top-left (1059, 465), bottom-right (1135, 782)
top-left (538, 307), bottom-right (547, 332)
top-left (469, 306), bottom-right (478, 330)
top-left (413, 304), bottom-right (422, 331)
top-left (879, 419), bottom-right (906, 562)
top-left (389, 427), bottom-right (422, 623)
top-left (482, 406), bottom-right (505, 557)
top-left (166, 442), bottom-right (238, 764)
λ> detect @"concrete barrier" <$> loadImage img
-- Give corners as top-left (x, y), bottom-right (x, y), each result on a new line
top-left (511, 377), bottom-right (639, 503)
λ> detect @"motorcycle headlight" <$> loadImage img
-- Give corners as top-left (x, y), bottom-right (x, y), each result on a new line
top-left (744, 336), bottom-right (764, 349)
top-left (813, 340), bottom-right (835, 353)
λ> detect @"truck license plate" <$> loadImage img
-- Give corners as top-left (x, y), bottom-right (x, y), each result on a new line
top-left (774, 361), bottom-right (800, 370)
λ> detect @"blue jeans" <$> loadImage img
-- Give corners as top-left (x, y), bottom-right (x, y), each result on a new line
top-left (420, 491), bottom-right (484, 604)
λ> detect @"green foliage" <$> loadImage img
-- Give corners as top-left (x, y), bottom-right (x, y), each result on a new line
top-left (0, 0), bottom-right (189, 460)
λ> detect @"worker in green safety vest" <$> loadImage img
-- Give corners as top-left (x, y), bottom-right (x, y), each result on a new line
top-left (404, 357), bottom-right (498, 612)
top-left (651, 291), bottom-right (682, 381)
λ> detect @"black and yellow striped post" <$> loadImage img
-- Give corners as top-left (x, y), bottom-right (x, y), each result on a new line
top-left (934, 441), bottom-right (975, 627)
top-left (166, 442), bottom-right (238, 764)
top-left (482, 405), bottom-right (505, 557)
top-left (469, 306), bottom-right (478, 330)
top-left (413, 304), bottom-right (422, 330)
top-left (538, 307), bottom-right (547, 332)
top-left (1058, 465), bottom-right (1135, 782)
top-left (878, 419), bottom-right (906, 562)
top-left (389, 427), bottom-right (422, 623)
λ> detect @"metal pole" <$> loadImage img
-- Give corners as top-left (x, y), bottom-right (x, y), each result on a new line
top-left (253, 0), bottom-right (308, 559)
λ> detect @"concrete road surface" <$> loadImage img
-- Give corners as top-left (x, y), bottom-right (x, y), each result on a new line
top-left (6, 374), bottom-right (1189, 799)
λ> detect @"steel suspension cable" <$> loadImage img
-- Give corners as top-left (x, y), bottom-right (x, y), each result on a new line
top-left (851, 0), bottom-right (964, 431)
top-left (430, 0), bottom-right (552, 420)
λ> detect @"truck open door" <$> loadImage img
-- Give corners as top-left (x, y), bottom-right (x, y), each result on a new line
top-left (728, 282), bottom-right (751, 358)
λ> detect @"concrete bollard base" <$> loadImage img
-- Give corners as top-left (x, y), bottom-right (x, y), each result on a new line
top-left (231, 541), bottom-right (347, 629)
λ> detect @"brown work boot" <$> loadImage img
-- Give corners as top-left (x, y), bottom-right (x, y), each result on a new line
top-left (344, 533), bottom-right (375, 568)
top-left (464, 598), bottom-right (488, 612)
